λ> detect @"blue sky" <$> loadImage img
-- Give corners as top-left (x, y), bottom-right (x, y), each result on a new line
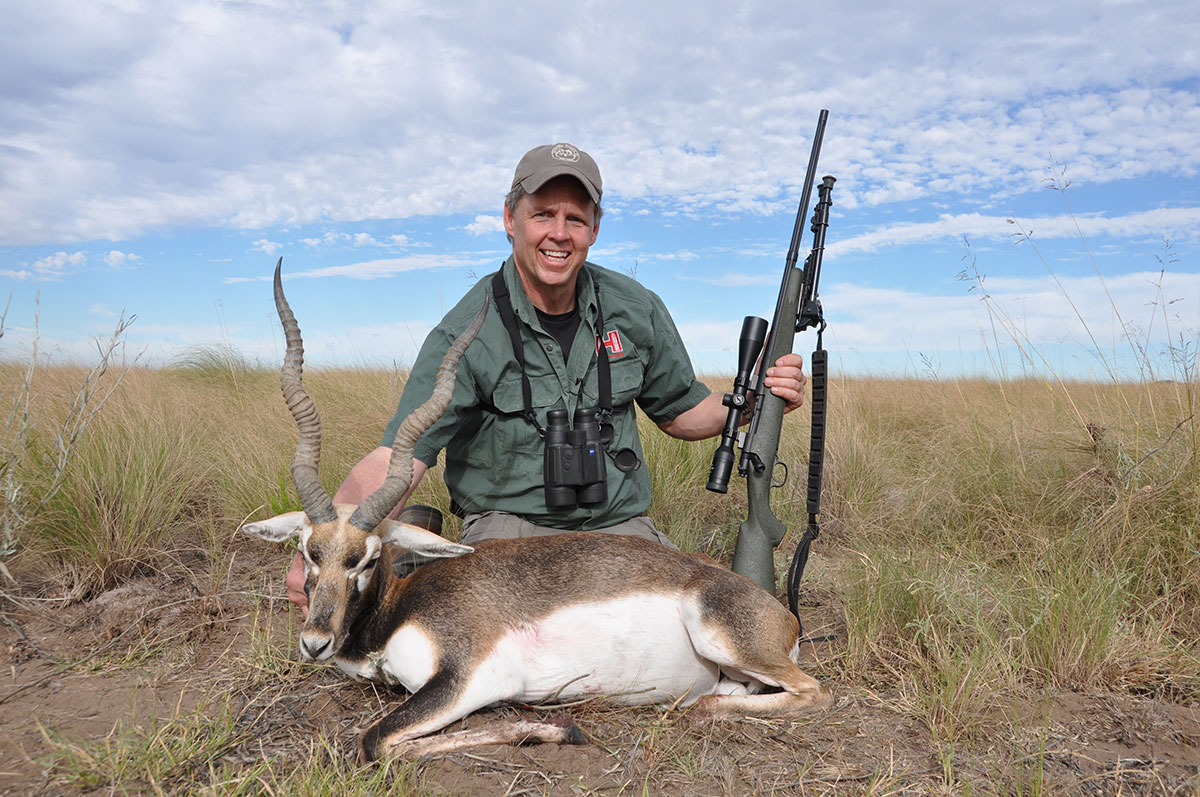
top-left (3, 0), bottom-right (1199, 379)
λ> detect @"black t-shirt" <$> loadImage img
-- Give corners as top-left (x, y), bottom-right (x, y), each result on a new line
top-left (535, 306), bottom-right (580, 364)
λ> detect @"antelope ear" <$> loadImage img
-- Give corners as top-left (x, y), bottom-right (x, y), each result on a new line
top-left (243, 511), bottom-right (311, 543)
top-left (379, 521), bottom-right (474, 559)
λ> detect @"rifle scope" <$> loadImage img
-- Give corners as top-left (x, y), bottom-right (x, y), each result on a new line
top-left (706, 315), bottom-right (768, 493)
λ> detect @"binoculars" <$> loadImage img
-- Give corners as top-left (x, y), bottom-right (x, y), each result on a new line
top-left (543, 407), bottom-right (607, 509)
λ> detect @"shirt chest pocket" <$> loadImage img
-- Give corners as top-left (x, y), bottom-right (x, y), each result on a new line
top-left (580, 357), bottom-right (645, 409)
top-left (489, 375), bottom-right (561, 457)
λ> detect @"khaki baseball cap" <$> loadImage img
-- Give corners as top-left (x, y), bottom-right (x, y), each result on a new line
top-left (511, 142), bottom-right (602, 204)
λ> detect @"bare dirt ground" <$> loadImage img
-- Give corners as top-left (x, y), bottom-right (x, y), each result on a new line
top-left (1, 548), bottom-right (1197, 795)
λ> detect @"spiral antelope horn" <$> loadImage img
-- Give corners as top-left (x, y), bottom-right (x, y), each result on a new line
top-left (348, 292), bottom-right (489, 532)
top-left (273, 258), bottom-right (337, 525)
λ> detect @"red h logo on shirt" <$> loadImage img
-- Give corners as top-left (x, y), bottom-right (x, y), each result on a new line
top-left (599, 329), bottom-right (624, 356)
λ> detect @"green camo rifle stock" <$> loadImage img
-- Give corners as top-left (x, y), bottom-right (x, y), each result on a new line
top-left (706, 110), bottom-right (835, 615)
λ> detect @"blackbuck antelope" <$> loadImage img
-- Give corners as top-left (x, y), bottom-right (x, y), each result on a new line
top-left (244, 260), bottom-right (832, 761)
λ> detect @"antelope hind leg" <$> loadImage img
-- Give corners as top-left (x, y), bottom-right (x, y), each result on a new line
top-left (683, 577), bottom-right (833, 718)
top-left (692, 685), bottom-right (833, 718)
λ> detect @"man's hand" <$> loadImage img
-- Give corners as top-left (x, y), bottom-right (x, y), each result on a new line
top-left (761, 352), bottom-right (807, 413)
top-left (286, 550), bottom-right (308, 618)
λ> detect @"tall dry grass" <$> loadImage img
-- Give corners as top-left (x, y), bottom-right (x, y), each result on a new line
top-left (809, 216), bottom-right (1200, 739)
top-left (822, 371), bottom-right (1199, 738)
top-left (1, 306), bottom-right (135, 585)
top-left (0, 350), bottom-right (422, 593)
top-left (4, 353), bottom-right (1197, 700)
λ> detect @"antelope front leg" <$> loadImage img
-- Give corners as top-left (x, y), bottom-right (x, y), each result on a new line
top-left (358, 672), bottom-right (468, 762)
top-left (385, 715), bottom-right (587, 758)
top-left (358, 670), bottom-right (586, 762)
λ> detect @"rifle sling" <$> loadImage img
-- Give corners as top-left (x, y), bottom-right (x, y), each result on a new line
top-left (786, 337), bottom-right (826, 619)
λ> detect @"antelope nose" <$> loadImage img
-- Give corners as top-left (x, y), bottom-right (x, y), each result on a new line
top-left (300, 636), bottom-right (331, 660)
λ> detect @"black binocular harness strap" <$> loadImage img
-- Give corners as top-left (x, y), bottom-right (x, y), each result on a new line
top-left (490, 268), bottom-right (613, 435)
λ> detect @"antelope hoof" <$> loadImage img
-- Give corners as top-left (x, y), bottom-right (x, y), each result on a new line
top-left (358, 726), bottom-right (384, 763)
top-left (546, 713), bottom-right (588, 746)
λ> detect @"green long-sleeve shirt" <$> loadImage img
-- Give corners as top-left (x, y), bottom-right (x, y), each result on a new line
top-left (382, 256), bottom-right (710, 529)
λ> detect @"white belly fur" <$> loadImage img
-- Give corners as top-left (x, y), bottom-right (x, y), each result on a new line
top-left (466, 592), bottom-right (720, 707)
top-left (340, 593), bottom-right (729, 714)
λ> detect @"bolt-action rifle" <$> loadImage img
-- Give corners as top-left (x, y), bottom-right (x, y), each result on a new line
top-left (706, 110), bottom-right (835, 619)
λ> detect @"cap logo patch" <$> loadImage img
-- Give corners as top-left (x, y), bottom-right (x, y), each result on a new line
top-left (551, 144), bottom-right (581, 163)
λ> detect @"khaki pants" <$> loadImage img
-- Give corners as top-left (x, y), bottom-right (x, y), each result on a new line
top-left (460, 511), bottom-right (678, 549)
top-left (392, 512), bottom-right (675, 577)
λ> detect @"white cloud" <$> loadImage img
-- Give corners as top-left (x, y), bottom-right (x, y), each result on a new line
top-left (103, 250), bottom-right (141, 268)
top-left (301, 231), bottom-right (350, 248)
top-left (1, 0), bottom-right (1197, 382)
top-left (2, 1), bottom-right (1197, 245)
top-left (677, 320), bottom-right (745, 357)
top-left (829, 206), bottom-right (1200, 258)
top-left (651, 250), bottom-right (700, 262)
top-left (463, 215), bottom-right (504, 236)
top-left (224, 253), bottom-right (491, 283)
top-left (28, 250), bottom-right (87, 278)
top-left (293, 254), bottom-right (490, 280)
top-left (300, 230), bottom-right (411, 248)
top-left (823, 270), bottom-right (1200, 357)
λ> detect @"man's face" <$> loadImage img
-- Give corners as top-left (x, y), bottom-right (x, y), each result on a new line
top-left (503, 176), bottom-right (599, 310)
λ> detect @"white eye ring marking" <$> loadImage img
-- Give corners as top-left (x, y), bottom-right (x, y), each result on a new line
top-left (346, 536), bottom-right (382, 583)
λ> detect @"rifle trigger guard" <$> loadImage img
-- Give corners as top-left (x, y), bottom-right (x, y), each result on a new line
top-left (772, 459), bottom-right (788, 488)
